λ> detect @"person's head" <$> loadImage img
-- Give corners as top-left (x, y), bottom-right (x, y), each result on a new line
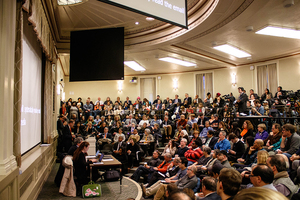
top-left (250, 164), bottom-right (274, 187)
top-left (265, 88), bottom-right (270, 94)
top-left (217, 150), bottom-right (228, 161)
top-left (207, 130), bottom-right (214, 138)
top-left (179, 157), bottom-right (188, 168)
top-left (272, 123), bottom-right (281, 134)
top-left (218, 131), bottom-right (226, 141)
top-left (164, 115), bottom-right (169, 121)
top-left (245, 136), bottom-right (255, 147)
top-left (118, 136), bottom-right (123, 143)
top-left (203, 146), bottom-right (212, 156)
top-left (178, 125), bottom-right (183, 132)
top-left (185, 93), bottom-right (189, 98)
top-left (202, 177), bottom-right (217, 193)
top-left (207, 92), bottom-right (211, 98)
top-left (257, 150), bottom-right (269, 165)
top-left (233, 187), bottom-right (288, 200)
top-left (74, 137), bottom-right (83, 146)
top-left (282, 123), bottom-right (295, 137)
top-left (165, 183), bottom-right (179, 199)
top-left (173, 157), bottom-right (181, 166)
top-left (257, 123), bottom-right (266, 133)
top-left (144, 128), bottom-right (150, 136)
top-left (69, 119), bottom-right (75, 128)
top-left (228, 133), bottom-right (237, 143)
top-left (152, 150), bottom-right (159, 159)
top-left (277, 86), bottom-right (282, 92)
top-left (130, 138), bottom-right (136, 144)
top-left (205, 120), bottom-right (210, 128)
top-left (243, 120), bottom-right (253, 130)
top-left (238, 87), bottom-right (244, 93)
top-left (180, 114), bottom-right (185, 120)
top-left (218, 121), bottom-right (225, 129)
top-left (133, 129), bottom-right (138, 135)
top-left (267, 155), bottom-right (286, 174)
top-left (250, 89), bottom-right (254, 94)
top-left (211, 162), bottom-right (224, 178)
top-left (164, 153), bottom-right (172, 162)
top-left (73, 141), bottom-right (90, 161)
top-left (180, 138), bottom-right (187, 147)
top-left (254, 99), bottom-right (261, 107)
top-left (193, 130), bottom-right (199, 138)
top-left (104, 127), bottom-right (109, 133)
top-left (191, 139), bottom-right (201, 149)
top-left (217, 168), bottom-right (242, 197)
top-left (253, 139), bottom-right (264, 150)
top-left (168, 139), bottom-right (175, 148)
top-left (187, 165), bottom-right (196, 176)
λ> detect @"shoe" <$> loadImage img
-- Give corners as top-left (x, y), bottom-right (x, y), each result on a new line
top-left (141, 184), bottom-right (147, 197)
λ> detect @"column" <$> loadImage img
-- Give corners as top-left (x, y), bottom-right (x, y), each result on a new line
top-left (0, 0), bottom-right (17, 174)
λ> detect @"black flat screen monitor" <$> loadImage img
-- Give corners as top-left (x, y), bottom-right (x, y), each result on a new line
top-left (69, 27), bottom-right (124, 81)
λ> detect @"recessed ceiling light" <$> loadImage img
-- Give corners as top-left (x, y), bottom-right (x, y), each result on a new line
top-left (213, 44), bottom-right (251, 58)
top-left (135, 22), bottom-right (139, 25)
top-left (124, 61), bottom-right (146, 71)
top-left (158, 57), bottom-right (196, 67)
top-left (146, 17), bottom-right (155, 21)
top-left (255, 26), bottom-right (300, 39)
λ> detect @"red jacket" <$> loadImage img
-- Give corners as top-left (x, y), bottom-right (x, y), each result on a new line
top-left (177, 119), bottom-right (188, 129)
top-left (184, 147), bottom-right (203, 163)
top-left (156, 160), bottom-right (172, 173)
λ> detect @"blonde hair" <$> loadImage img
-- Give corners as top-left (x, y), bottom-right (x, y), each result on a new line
top-left (257, 150), bottom-right (269, 165)
top-left (258, 123), bottom-right (267, 130)
top-left (233, 187), bottom-right (288, 200)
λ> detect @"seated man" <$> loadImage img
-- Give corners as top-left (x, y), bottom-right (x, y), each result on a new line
top-left (250, 164), bottom-right (277, 191)
top-left (191, 146), bottom-right (213, 176)
top-left (67, 137), bottom-right (83, 156)
top-left (203, 130), bottom-right (218, 150)
top-left (128, 129), bottom-right (140, 143)
top-left (112, 136), bottom-right (127, 162)
top-left (161, 115), bottom-right (173, 142)
top-left (153, 165), bottom-right (198, 200)
top-left (197, 112), bottom-right (209, 132)
top-left (146, 153), bottom-right (173, 184)
top-left (267, 155), bottom-right (299, 198)
top-left (277, 123), bottom-right (300, 159)
top-left (177, 138), bottom-right (189, 157)
top-left (195, 177), bottom-right (221, 200)
top-left (184, 139), bottom-right (203, 166)
top-left (140, 128), bottom-right (154, 156)
top-left (130, 150), bottom-right (161, 182)
top-left (227, 133), bottom-right (245, 162)
top-left (176, 115), bottom-right (188, 130)
top-left (147, 157), bottom-right (181, 188)
top-left (124, 114), bottom-right (137, 131)
top-left (200, 121), bottom-right (214, 138)
top-left (142, 157), bottom-right (188, 197)
top-left (251, 99), bottom-right (265, 116)
top-left (217, 168), bottom-right (242, 200)
top-left (216, 150), bottom-right (231, 168)
top-left (186, 114), bottom-right (198, 132)
top-left (214, 131), bottom-right (231, 151)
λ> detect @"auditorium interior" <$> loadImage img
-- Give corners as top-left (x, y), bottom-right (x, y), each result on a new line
top-left (1, 0), bottom-right (300, 199)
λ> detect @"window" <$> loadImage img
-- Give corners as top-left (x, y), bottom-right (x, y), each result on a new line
top-left (257, 63), bottom-right (278, 96)
top-left (196, 73), bottom-right (213, 99)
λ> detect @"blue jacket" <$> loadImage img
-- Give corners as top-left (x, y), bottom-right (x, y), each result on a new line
top-left (214, 139), bottom-right (231, 151)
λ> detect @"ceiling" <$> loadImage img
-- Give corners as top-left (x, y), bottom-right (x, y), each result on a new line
top-left (44, 0), bottom-right (300, 76)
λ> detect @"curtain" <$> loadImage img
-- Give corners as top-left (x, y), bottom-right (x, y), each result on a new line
top-left (140, 78), bottom-right (145, 100)
top-left (13, 1), bottom-right (23, 167)
top-left (44, 60), bottom-right (53, 143)
top-left (205, 73), bottom-right (213, 99)
top-left (196, 74), bottom-right (204, 99)
top-left (257, 65), bottom-right (267, 96)
top-left (152, 77), bottom-right (156, 103)
top-left (22, 0), bottom-right (55, 62)
top-left (268, 63), bottom-right (278, 95)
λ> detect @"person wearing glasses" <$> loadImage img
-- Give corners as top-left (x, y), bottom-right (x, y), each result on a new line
top-left (249, 164), bottom-right (277, 191)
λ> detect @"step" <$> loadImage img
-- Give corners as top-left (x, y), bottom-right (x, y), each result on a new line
top-left (144, 156), bottom-right (152, 161)
top-left (157, 147), bottom-right (165, 153)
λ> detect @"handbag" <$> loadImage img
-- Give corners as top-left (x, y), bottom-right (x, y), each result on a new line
top-left (103, 170), bottom-right (120, 182)
top-left (82, 181), bottom-right (101, 198)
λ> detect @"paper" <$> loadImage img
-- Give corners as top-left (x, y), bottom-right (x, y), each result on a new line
top-left (93, 162), bottom-right (103, 164)
top-left (86, 156), bottom-right (96, 159)
top-left (102, 159), bottom-right (114, 161)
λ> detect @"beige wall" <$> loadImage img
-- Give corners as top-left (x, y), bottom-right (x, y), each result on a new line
top-left (63, 55), bottom-right (300, 102)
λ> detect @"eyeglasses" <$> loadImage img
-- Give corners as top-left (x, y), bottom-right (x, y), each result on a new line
top-left (249, 174), bottom-right (257, 177)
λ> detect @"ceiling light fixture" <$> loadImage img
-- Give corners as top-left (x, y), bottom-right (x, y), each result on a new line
top-left (158, 57), bottom-right (196, 67)
top-left (135, 22), bottom-right (139, 25)
top-left (213, 44), bottom-right (251, 58)
top-left (57, 0), bottom-right (85, 6)
top-left (124, 61), bottom-right (146, 71)
top-left (146, 17), bottom-right (155, 21)
top-left (255, 26), bottom-right (300, 39)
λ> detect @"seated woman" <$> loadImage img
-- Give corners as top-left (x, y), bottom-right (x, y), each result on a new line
top-left (73, 142), bottom-right (100, 191)
top-left (161, 140), bottom-right (177, 157)
top-left (254, 123), bottom-right (269, 140)
top-left (188, 130), bottom-right (201, 148)
top-left (240, 120), bottom-right (254, 141)
top-left (186, 105), bottom-right (194, 115)
top-left (105, 115), bottom-right (114, 129)
top-left (265, 123), bottom-right (282, 151)
top-left (195, 103), bottom-right (205, 115)
top-left (140, 129), bottom-right (155, 156)
top-left (189, 122), bottom-right (199, 136)
top-left (127, 138), bottom-right (140, 169)
top-left (229, 122), bottom-right (241, 138)
top-left (260, 88), bottom-right (273, 102)
top-left (214, 121), bottom-right (228, 137)
top-left (139, 115), bottom-right (150, 127)
top-left (150, 114), bottom-right (162, 127)
top-left (113, 128), bottom-right (125, 143)
top-left (84, 115), bottom-right (96, 126)
top-left (84, 122), bottom-right (96, 136)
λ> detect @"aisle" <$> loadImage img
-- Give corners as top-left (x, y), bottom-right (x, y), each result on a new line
top-left (37, 163), bottom-right (140, 200)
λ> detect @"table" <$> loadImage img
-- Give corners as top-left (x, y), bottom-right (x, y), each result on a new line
top-left (89, 155), bottom-right (123, 193)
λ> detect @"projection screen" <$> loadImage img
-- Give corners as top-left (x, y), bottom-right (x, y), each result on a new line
top-left (99, 0), bottom-right (188, 28)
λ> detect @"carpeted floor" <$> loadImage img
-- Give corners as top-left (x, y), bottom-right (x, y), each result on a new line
top-left (37, 163), bottom-right (140, 200)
